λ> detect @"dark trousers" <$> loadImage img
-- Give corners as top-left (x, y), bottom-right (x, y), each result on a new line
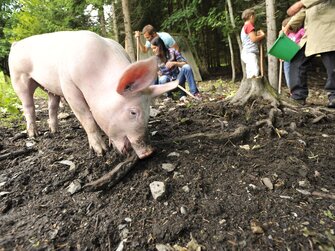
top-left (290, 45), bottom-right (335, 100)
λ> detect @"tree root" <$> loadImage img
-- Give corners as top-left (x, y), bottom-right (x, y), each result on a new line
top-left (157, 124), bottom-right (249, 144)
top-left (83, 152), bottom-right (138, 191)
top-left (0, 147), bottom-right (37, 161)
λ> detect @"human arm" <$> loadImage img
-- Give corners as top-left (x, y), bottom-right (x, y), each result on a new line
top-left (287, 1), bottom-right (304, 16)
top-left (248, 30), bottom-right (266, 43)
top-left (134, 31), bottom-right (149, 53)
top-left (283, 9), bottom-right (306, 35)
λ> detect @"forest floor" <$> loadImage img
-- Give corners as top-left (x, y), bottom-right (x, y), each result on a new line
top-left (0, 70), bottom-right (335, 251)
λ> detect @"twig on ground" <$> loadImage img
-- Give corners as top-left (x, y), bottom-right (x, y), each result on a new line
top-left (0, 147), bottom-right (37, 161)
top-left (83, 152), bottom-right (138, 191)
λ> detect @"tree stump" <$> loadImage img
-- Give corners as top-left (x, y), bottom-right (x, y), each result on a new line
top-left (230, 77), bottom-right (279, 106)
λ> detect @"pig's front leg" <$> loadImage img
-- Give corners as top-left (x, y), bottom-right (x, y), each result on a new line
top-left (47, 93), bottom-right (61, 133)
top-left (62, 83), bottom-right (107, 155)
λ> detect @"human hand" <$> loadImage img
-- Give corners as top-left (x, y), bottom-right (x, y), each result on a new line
top-left (257, 30), bottom-right (265, 37)
top-left (134, 31), bottom-right (141, 38)
top-left (166, 61), bottom-right (175, 69)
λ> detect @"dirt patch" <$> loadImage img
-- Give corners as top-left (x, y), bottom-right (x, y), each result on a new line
top-left (1, 76), bottom-right (335, 250)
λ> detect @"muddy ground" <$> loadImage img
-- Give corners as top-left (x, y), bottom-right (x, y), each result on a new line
top-left (0, 72), bottom-right (335, 250)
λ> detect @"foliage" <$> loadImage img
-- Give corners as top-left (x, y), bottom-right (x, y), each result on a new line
top-left (0, 71), bottom-right (47, 127)
top-left (6, 0), bottom-right (90, 42)
top-left (0, 71), bottom-right (22, 126)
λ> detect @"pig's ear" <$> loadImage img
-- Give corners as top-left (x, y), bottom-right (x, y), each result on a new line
top-left (116, 56), bottom-right (158, 95)
top-left (148, 79), bottom-right (179, 98)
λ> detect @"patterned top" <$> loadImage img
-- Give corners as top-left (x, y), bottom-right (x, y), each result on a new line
top-left (158, 48), bottom-right (186, 81)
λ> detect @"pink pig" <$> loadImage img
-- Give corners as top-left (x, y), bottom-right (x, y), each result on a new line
top-left (8, 30), bottom-right (178, 159)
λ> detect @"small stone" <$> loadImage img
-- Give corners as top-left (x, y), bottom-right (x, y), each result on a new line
top-left (167, 152), bottom-right (180, 157)
top-left (58, 112), bottom-right (71, 120)
top-left (250, 221), bottom-right (264, 234)
top-left (239, 144), bottom-right (250, 150)
top-left (149, 181), bottom-right (166, 200)
top-left (150, 107), bottom-right (160, 117)
top-left (262, 177), bottom-right (274, 190)
top-left (67, 180), bottom-right (81, 194)
top-left (155, 244), bottom-right (174, 251)
top-left (182, 185), bottom-right (190, 193)
top-left (26, 141), bottom-right (36, 147)
top-left (290, 122), bottom-right (297, 131)
top-left (180, 206), bottom-right (187, 215)
top-left (59, 160), bottom-right (76, 171)
top-left (161, 163), bottom-right (176, 172)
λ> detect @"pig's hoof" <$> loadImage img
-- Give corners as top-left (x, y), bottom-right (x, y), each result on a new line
top-left (138, 149), bottom-right (154, 159)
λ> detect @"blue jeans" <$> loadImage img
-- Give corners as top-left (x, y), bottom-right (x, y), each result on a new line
top-left (283, 61), bottom-right (290, 89)
top-left (158, 64), bottom-right (199, 97)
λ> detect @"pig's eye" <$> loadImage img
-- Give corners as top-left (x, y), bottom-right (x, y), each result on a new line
top-left (129, 109), bottom-right (138, 119)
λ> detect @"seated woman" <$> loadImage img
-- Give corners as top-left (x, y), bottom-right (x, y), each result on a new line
top-left (150, 36), bottom-right (201, 101)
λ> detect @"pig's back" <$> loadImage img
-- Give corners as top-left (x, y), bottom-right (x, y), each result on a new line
top-left (9, 31), bottom-right (130, 95)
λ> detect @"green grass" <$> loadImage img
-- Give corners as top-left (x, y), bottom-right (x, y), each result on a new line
top-left (0, 71), bottom-right (47, 128)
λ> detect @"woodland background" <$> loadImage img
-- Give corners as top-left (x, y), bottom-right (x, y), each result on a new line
top-left (1, 0), bottom-right (296, 83)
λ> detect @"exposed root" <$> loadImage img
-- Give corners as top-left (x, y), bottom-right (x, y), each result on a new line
top-left (158, 124), bottom-right (249, 143)
top-left (83, 152), bottom-right (138, 191)
top-left (0, 147), bottom-right (37, 161)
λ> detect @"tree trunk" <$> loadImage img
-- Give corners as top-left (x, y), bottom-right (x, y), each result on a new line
top-left (98, 5), bottom-right (107, 37)
top-left (227, 34), bottom-right (235, 83)
top-left (111, 0), bottom-right (119, 42)
top-left (121, 0), bottom-right (135, 62)
top-left (226, 0), bottom-right (246, 80)
top-left (230, 77), bottom-right (279, 106)
top-left (266, 0), bottom-right (278, 90)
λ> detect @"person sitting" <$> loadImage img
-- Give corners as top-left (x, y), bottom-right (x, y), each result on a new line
top-left (150, 36), bottom-right (201, 101)
top-left (135, 24), bottom-right (179, 54)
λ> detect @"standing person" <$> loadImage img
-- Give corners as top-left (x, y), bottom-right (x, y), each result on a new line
top-left (281, 17), bottom-right (305, 89)
top-left (150, 36), bottom-right (201, 101)
top-left (286, 0), bottom-right (335, 107)
top-left (135, 24), bottom-right (179, 54)
top-left (240, 8), bottom-right (266, 79)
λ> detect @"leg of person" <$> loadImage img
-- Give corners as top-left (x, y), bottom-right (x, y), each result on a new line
top-left (180, 64), bottom-right (199, 95)
top-left (289, 45), bottom-right (314, 102)
top-left (320, 51), bottom-right (335, 107)
top-left (158, 75), bottom-right (172, 98)
top-left (241, 51), bottom-right (259, 78)
top-left (177, 71), bottom-right (187, 99)
top-left (283, 61), bottom-right (291, 88)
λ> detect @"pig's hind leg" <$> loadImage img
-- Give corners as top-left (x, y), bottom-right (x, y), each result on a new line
top-left (11, 74), bottom-right (39, 138)
top-left (47, 93), bottom-right (61, 133)
top-left (61, 81), bottom-right (107, 156)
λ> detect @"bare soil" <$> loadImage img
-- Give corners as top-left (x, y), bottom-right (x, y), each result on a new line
top-left (1, 73), bottom-right (335, 250)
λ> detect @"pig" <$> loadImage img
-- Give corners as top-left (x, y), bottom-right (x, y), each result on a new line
top-left (8, 30), bottom-right (178, 159)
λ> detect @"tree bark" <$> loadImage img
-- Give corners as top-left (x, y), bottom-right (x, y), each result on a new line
top-left (266, 0), bottom-right (278, 89)
top-left (111, 0), bottom-right (119, 42)
top-left (121, 0), bottom-right (135, 62)
top-left (98, 5), bottom-right (107, 37)
top-left (226, 0), bottom-right (246, 80)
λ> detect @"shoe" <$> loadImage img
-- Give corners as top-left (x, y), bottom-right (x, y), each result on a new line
top-left (163, 97), bottom-right (172, 103)
top-left (179, 96), bottom-right (188, 103)
top-left (327, 99), bottom-right (335, 108)
top-left (194, 92), bottom-right (202, 100)
top-left (292, 98), bottom-right (306, 106)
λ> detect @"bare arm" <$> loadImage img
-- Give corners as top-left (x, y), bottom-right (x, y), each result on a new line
top-left (249, 30), bottom-right (265, 43)
top-left (287, 1), bottom-right (304, 16)
top-left (134, 31), bottom-right (149, 53)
